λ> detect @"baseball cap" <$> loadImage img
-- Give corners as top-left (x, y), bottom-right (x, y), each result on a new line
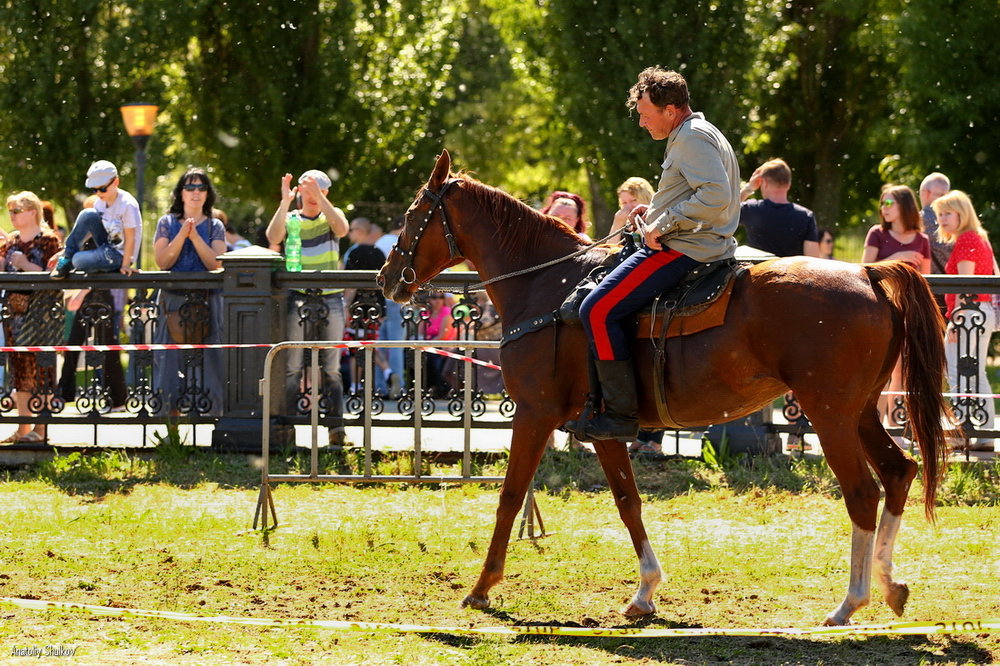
top-left (298, 169), bottom-right (332, 191)
top-left (85, 160), bottom-right (118, 188)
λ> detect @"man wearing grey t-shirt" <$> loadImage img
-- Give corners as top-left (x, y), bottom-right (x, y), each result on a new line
top-left (575, 67), bottom-right (740, 442)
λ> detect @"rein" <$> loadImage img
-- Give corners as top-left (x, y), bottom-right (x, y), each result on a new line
top-left (392, 176), bottom-right (621, 294)
top-left (465, 228), bottom-right (621, 292)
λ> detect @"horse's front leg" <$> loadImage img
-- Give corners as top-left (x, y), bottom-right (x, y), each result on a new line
top-left (462, 411), bottom-right (552, 610)
top-left (810, 414), bottom-right (881, 626)
top-left (592, 439), bottom-right (662, 617)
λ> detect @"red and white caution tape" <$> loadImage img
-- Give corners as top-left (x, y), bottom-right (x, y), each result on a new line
top-left (423, 346), bottom-right (502, 370)
top-left (0, 342), bottom-right (502, 371)
top-left (0, 343), bottom-right (273, 353)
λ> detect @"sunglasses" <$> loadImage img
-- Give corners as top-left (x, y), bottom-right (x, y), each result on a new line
top-left (91, 183), bottom-right (114, 193)
top-left (428, 295), bottom-right (445, 300)
top-left (880, 198), bottom-right (895, 208)
top-left (183, 183), bottom-right (208, 192)
top-left (7, 207), bottom-right (24, 215)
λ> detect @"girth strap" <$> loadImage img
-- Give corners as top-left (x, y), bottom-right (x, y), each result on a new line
top-left (500, 311), bottom-right (559, 347)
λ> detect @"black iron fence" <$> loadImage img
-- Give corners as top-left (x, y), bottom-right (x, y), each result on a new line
top-left (0, 246), bottom-right (997, 454)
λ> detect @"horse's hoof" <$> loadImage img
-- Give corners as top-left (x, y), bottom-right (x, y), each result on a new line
top-left (462, 594), bottom-right (490, 610)
top-left (622, 599), bottom-right (656, 618)
top-left (822, 614), bottom-right (851, 627)
top-left (885, 581), bottom-right (909, 617)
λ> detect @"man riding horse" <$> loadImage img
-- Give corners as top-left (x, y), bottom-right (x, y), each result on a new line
top-left (575, 66), bottom-right (741, 442)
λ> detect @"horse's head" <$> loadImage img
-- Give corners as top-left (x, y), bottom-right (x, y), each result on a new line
top-left (378, 149), bottom-right (466, 303)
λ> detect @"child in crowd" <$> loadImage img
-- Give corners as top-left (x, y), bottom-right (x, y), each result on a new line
top-left (50, 160), bottom-right (141, 278)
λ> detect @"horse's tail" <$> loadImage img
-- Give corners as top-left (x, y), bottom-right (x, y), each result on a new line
top-left (866, 261), bottom-right (953, 522)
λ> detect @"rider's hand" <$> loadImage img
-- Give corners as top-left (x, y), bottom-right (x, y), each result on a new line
top-left (628, 204), bottom-right (649, 228)
top-left (642, 223), bottom-right (664, 251)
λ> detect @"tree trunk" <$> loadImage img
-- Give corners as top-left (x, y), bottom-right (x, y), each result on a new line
top-left (586, 167), bottom-right (612, 239)
top-left (810, 138), bottom-right (843, 233)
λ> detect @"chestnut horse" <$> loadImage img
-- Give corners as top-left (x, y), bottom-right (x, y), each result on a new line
top-left (378, 150), bottom-right (951, 626)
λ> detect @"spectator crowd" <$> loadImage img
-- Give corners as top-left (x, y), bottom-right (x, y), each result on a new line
top-left (0, 136), bottom-right (996, 454)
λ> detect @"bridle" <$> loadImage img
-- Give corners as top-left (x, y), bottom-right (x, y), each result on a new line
top-left (388, 178), bottom-right (462, 288)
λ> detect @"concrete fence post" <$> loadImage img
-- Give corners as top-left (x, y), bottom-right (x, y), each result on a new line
top-left (212, 246), bottom-right (293, 452)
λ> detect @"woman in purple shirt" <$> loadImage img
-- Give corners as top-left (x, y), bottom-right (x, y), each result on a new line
top-left (862, 184), bottom-right (930, 271)
top-left (861, 184), bottom-right (931, 434)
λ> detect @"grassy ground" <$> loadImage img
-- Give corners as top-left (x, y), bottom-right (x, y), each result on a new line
top-left (1, 447), bottom-right (998, 665)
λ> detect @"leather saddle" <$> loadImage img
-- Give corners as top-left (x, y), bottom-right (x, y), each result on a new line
top-left (558, 257), bottom-right (742, 339)
top-left (636, 258), bottom-right (743, 339)
top-left (501, 255), bottom-right (743, 348)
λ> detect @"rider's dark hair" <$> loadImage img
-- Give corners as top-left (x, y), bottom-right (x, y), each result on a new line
top-left (626, 67), bottom-right (690, 111)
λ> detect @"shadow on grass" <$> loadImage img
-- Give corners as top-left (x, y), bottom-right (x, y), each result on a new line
top-left (7, 433), bottom-right (999, 509)
top-left (574, 632), bottom-right (994, 665)
top-left (2, 445), bottom-right (508, 499)
top-left (535, 446), bottom-right (844, 502)
top-left (421, 611), bottom-right (994, 666)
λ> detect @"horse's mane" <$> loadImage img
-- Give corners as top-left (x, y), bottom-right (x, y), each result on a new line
top-left (448, 171), bottom-right (587, 258)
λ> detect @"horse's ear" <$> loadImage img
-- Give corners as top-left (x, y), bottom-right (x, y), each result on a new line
top-left (429, 149), bottom-right (451, 189)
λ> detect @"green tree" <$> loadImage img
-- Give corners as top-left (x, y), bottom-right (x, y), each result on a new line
top-left (538, 0), bottom-right (754, 235)
top-left (442, 0), bottom-right (590, 208)
top-left (740, 0), bottom-right (898, 231)
top-left (0, 2), bottom-right (187, 215)
top-left (894, 0), bottom-right (1000, 231)
top-left (173, 0), bottom-right (465, 211)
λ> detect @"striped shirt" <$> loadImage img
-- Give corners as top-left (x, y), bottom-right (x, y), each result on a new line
top-left (290, 210), bottom-right (342, 294)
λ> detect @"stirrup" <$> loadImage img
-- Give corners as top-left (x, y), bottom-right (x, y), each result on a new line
top-left (562, 399), bottom-right (597, 442)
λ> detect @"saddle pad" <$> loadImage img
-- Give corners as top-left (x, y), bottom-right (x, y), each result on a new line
top-left (635, 277), bottom-right (736, 340)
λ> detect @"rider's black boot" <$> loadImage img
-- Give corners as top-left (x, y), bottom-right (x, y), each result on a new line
top-left (583, 359), bottom-right (639, 442)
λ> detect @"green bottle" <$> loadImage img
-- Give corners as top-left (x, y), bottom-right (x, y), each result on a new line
top-left (285, 211), bottom-right (302, 272)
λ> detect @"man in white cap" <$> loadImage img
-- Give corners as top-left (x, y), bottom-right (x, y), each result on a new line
top-left (51, 160), bottom-right (141, 278)
top-left (265, 169), bottom-right (351, 446)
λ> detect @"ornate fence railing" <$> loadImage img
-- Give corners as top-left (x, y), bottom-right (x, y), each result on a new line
top-left (0, 246), bottom-right (997, 457)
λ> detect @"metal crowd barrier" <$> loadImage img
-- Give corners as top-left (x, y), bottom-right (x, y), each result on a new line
top-left (254, 340), bottom-right (508, 531)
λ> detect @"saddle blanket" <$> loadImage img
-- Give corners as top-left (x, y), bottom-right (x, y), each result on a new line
top-left (635, 275), bottom-right (737, 340)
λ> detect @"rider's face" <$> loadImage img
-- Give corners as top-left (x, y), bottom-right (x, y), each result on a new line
top-left (636, 94), bottom-right (675, 140)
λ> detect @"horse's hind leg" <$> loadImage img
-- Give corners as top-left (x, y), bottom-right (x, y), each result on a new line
top-left (462, 411), bottom-right (551, 611)
top-left (810, 411), bottom-right (882, 626)
top-left (858, 404), bottom-right (919, 616)
top-left (592, 439), bottom-right (662, 617)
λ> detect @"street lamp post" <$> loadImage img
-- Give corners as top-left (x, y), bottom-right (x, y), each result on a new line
top-left (119, 103), bottom-right (159, 268)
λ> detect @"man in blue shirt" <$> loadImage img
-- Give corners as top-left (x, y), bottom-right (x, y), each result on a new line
top-left (738, 158), bottom-right (819, 258)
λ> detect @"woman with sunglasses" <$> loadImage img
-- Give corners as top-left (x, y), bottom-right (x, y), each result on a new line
top-left (151, 168), bottom-right (227, 416)
top-left (862, 185), bottom-right (930, 270)
top-left (1, 191), bottom-right (63, 443)
top-left (862, 184), bottom-right (931, 433)
top-left (817, 228), bottom-right (835, 259)
top-left (933, 190), bottom-right (997, 452)
top-left (50, 160), bottom-right (141, 278)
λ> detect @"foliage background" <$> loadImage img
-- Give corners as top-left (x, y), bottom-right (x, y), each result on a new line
top-left (0, 0), bottom-right (998, 259)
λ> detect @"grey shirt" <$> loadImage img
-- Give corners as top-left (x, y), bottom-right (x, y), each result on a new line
top-left (922, 205), bottom-right (952, 274)
top-left (644, 112), bottom-right (740, 263)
